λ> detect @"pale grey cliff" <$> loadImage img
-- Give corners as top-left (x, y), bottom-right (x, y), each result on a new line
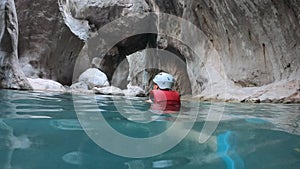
top-left (0, 0), bottom-right (31, 89)
top-left (0, 0), bottom-right (299, 102)
top-left (182, 0), bottom-right (300, 102)
top-left (16, 0), bottom-right (84, 85)
top-left (182, 0), bottom-right (300, 86)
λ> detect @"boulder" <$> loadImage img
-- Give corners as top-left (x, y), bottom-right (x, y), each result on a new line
top-left (27, 78), bottom-right (65, 92)
top-left (93, 86), bottom-right (124, 96)
top-left (78, 68), bottom-right (109, 89)
top-left (69, 81), bottom-right (94, 94)
top-left (70, 81), bottom-right (89, 91)
top-left (122, 84), bottom-right (145, 97)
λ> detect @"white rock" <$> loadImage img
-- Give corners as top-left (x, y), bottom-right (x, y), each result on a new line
top-left (78, 68), bottom-right (109, 89)
top-left (257, 80), bottom-right (300, 102)
top-left (93, 86), bottom-right (124, 96)
top-left (27, 78), bottom-right (66, 92)
top-left (122, 84), bottom-right (145, 97)
top-left (69, 81), bottom-right (94, 94)
top-left (70, 81), bottom-right (89, 90)
top-left (22, 63), bottom-right (39, 78)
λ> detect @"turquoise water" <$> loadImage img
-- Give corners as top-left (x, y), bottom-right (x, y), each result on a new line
top-left (0, 89), bottom-right (300, 169)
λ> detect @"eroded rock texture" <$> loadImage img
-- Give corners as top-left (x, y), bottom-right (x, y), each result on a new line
top-left (0, 0), bottom-right (299, 102)
top-left (15, 0), bottom-right (84, 85)
top-left (183, 0), bottom-right (300, 86)
top-left (0, 0), bottom-right (31, 89)
top-left (145, 0), bottom-right (300, 101)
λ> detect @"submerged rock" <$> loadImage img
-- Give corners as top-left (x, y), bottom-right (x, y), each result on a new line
top-left (62, 151), bottom-right (88, 165)
top-left (27, 78), bottom-right (66, 92)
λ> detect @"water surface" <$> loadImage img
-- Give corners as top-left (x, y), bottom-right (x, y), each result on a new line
top-left (0, 90), bottom-right (299, 169)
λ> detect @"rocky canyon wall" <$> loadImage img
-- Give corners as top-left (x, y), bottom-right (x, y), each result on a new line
top-left (0, 0), bottom-right (31, 89)
top-left (15, 0), bottom-right (84, 85)
top-left (182, 0), bottom-right (300, 101)
top-left (0, 0), bottom-right (299, 102)
top-left (183, 0), bottom-right (300, 86)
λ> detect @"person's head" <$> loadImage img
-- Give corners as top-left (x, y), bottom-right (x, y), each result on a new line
top-left (152, 72), bottom-right (174, 90)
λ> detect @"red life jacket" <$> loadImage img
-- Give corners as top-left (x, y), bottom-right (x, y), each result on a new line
top-left (150, 90), bottom-right (181, 112)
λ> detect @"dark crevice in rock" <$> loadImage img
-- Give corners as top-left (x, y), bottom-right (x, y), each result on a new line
top-left (262, 43), bottom-right (266, 67)
top-left (226, 29), bottom-right (232, 55)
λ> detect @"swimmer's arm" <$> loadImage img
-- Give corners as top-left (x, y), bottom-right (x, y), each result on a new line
top-left (145, 99), bottom-right (152, 103)
top-left (145, 91), bottom-right (154, 103)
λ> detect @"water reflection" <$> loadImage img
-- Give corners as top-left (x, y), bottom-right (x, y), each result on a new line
top-left (0, 120), bottom-right (32, 169)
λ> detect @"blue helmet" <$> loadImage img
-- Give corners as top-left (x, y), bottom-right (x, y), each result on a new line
top-left (153, 72), bottom-right (174, 90)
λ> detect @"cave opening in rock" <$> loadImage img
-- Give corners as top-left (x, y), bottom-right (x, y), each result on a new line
top-left (92, 33), bottom-right (194, 96)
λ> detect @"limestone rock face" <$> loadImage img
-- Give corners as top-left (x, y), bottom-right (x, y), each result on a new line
top-left (145, 0), bottom-right (300, 102)
top-left (15, 0), bottom-right (84, 85)
top-left (182, 0), bottom-right (300, 87)
top-left (0, 0), bottom-right (299, 102)
top-left (0, 0), bottom-right (31, 89)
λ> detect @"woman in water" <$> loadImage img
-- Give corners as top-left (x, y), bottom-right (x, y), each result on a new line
top-left (147, 72), bottom-right (181, 112)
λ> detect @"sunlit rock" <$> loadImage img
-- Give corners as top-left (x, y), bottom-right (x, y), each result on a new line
top-left (257, 80), bottom-right (300, 103)
top-left (27, 78), bottom-right (66, 92)
top-left (78, 68), bottom-right (109, 89)
top-left (70, 81), bottom-right (88, 90)
top-left (123, 84), bottom-right (145, 97)
top-left (93, 86), bottom-right (124, 96)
